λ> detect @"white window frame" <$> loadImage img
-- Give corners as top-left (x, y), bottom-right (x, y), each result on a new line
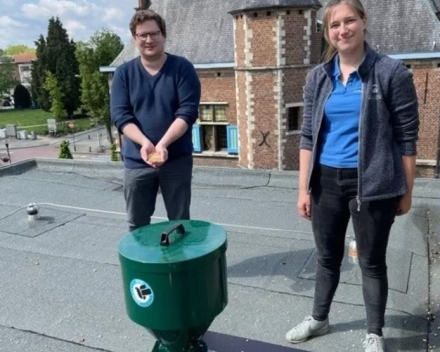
top-left (285, 102), bottom-right (304, 136)
top-left (198, 103), bottom-right (229, 153)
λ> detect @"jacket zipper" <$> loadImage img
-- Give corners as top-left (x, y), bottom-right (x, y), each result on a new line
top-left (357, 81), bottom-right (366, 212)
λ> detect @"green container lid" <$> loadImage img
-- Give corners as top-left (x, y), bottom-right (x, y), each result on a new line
top-left (118, 220), bottom-right (227, 273)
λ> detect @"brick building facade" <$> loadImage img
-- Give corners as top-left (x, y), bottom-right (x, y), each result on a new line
top-left (410, 63), bottom-right (440, 177)
top-left (103, 0), bottom-right (440, 177)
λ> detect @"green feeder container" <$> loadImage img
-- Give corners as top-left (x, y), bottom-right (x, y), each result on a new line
top-left (118, 220), bottom-right (228, 352)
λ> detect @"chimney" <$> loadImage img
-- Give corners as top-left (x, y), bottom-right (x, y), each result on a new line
top-left (135, 0), bottom-right (151, 11)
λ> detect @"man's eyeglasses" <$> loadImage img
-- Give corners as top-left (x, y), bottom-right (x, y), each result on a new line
top-left (136, 31), bottom-right (161, 41)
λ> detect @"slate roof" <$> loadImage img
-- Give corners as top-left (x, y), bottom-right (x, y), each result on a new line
top-left (111, 0), bottom-right (322, 66)
top-left (110, 0), bottom-right (440, 67)
top-left (317, 0), bottom-right (440, 54)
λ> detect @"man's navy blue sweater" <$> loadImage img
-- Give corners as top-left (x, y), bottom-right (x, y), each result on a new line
top-left (110, 54), bottom-right (201, 169)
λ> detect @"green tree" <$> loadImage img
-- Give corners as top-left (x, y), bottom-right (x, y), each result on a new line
top-left (90, 29), bottom-right (124, 66)
top-left (5, 45), bottom-right (36, 56)
top-left (45, 18), bottom-right (80, 118)
top-left (31, 35), bottom-right (50, 110)
top-left (0, 56), bottom-right (18, 95)
top-left (31, 18), bottom-right (80, 116)
top-left (76, 29), bottom-right (123, 143)
top-left (13, 84), bottom-right (32, 108)
top-left (44, 71), bottom-right (67, 120)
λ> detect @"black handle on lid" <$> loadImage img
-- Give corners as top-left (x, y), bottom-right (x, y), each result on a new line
top-left (160, 223), bottom-right (185, 246)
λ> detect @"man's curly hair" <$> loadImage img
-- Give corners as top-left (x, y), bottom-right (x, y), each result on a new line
top-left (129, 9), bottom-right (167, 38)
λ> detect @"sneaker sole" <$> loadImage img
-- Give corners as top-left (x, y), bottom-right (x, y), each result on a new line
top-left (286, 325), bottom-right (330, 344)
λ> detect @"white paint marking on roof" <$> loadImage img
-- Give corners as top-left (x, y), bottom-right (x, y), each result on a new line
top-left (27, 202), bottom-right (312, 234)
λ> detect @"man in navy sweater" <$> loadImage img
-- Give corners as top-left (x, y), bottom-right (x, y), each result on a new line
top-left (110, 9), bottom-right (201, 231)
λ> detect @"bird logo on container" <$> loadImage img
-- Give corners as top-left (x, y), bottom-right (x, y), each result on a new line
top-left (130, 279), bottom-right (155, 307)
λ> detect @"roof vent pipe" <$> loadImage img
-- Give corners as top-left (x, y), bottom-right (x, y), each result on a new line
top-left (27, 203), bottom-right (40, 221)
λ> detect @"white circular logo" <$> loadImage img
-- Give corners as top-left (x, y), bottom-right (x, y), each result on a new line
top-left (371, 84), bottom-right (379, 94)
top-left (130, 279), bottom-right (154, 308)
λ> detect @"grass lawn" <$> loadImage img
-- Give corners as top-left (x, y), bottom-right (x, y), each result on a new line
top-left (0, 109), bottom-right (98, 135)
top-left (0, 109), bottom-right (53, 127)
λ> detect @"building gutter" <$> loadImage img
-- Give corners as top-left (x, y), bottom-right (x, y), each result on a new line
top-left (99, 66), bottom-right (116, 73)
top-left (99, 62), bottom-right (235, 73)
top-left (387, 52), bottom-right (440, 60)
top-left (228, 4), bottom-right (321, 15)
top-left (100, 51), bottom-right (440, 74)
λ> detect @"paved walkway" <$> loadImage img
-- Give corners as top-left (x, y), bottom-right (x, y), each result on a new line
top-left (0, 126), bottom-right (110, 150)
top-left (0, 126), bottom-right (112, 164)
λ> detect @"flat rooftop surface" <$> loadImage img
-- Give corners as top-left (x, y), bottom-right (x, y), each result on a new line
top-left (0, 159), bottom-right (439, 352)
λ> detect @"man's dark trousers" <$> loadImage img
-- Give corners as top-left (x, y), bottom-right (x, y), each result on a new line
top-left (123, 155), bottom-right (193, 231)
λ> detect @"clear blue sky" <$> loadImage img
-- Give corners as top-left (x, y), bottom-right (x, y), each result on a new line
top-left (0, 0), bottom-right (136, 49)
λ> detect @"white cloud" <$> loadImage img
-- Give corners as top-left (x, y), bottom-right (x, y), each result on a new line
top-left (21, 4), bottom-right (51, 19)
top-left (0, 15), bottom-right (26, 27)
top-left (110, 25), bottom-right (129, 36)
top-left (39, 0), bottom-right (89, 15)
top-left (0, 16), bottom-right (26, 48)
top-left (103, 7), bottom-right (122, 22)
top-left (0, 1), bottom-right (14, 7)
top-left (1, 0), bottom-right (135, 48)
top-left (65, 20), bottom-right (86, 36)
top-left (79, 0), bottom-right (101, 12)
top-left (21, 0), bottom-right (89, 20)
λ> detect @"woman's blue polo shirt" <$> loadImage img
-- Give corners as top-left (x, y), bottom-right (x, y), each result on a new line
top-left (318, 56), bottom-right (363, 168)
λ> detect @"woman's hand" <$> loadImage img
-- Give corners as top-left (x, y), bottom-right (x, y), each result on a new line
top-left (297, 190), bottom-right (311, 220)
top-left (396, 193), bottom-right (412, 216)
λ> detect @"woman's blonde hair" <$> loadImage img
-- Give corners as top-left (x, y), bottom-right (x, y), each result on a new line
top-left (322, 0), bottom-right (367, 62)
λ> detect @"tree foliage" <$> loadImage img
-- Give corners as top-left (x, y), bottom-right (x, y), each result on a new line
top-left (44, 71), bottom-right (67, 120)
top-left (46, 17), bottom-right (80, 117)
top-left (31, 35), bottom-right (50, 110)
top-left (30, 17), bottom-right (80, 117)
top-left (58, 140), bottom-right (73, 159)
top-left (0, 56), bottom-right (18, 95)
top-left (76, 29), bottom-right (123, 142)
top-left (5, 45), bottom-right (36, 56)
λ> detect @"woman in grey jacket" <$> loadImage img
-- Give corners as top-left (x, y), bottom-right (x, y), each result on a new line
top-left (285, 1), bottom-right (419, 351)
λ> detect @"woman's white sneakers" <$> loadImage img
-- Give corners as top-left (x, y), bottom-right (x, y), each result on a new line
top-left (286, 319), bottom-right (385, 352)
top-left (363, 333), bottom-right (385, 352)
top-left (285, 316), bottom-right (330, 344)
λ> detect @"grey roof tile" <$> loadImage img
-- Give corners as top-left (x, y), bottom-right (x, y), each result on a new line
top-left (111, 0), bottom-right (322, 66)
top-left (111, 0), bottom-right (440, 67)
top-left (318, 0), bottom-right (440, 54)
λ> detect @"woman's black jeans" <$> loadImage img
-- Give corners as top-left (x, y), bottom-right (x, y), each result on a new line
top-left (310, 164), bottom-right (401, 335)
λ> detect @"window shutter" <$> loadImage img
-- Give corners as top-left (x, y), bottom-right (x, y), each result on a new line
top-left (227, 125), bottom-right (239, 154)
top-left (192, 124), bottom-right (202, 153)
